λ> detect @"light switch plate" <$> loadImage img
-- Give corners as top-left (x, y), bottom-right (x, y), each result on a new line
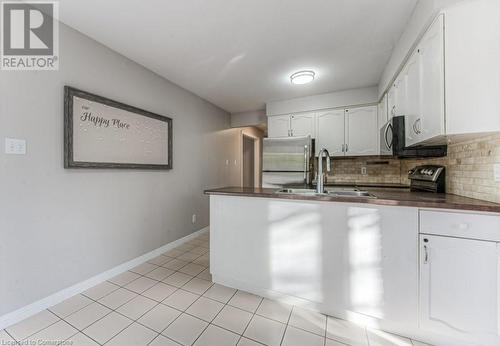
top-left (5, 138), bottom-right (26, 155)
top-left (494, 164), bottom-right (500, 183)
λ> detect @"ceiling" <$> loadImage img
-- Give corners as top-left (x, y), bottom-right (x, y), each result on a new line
top-left (58, 0), bottom-right (418, 113)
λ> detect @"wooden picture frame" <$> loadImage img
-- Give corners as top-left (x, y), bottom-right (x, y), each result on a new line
top-left (64, 86), bottom-right (172, 169)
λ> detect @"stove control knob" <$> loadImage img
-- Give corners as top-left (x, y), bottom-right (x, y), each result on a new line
top-left (427, 170), bottom-right (434, 176)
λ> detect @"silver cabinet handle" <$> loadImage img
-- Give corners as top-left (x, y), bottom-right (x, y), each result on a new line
top-left (424, 245), bottom-right (429, 263)
top-left (341, 144), bottom-right (345, 152)
top-left (413, 118), bottom-right (422, 134)
top-left (345, 144), bottom-right (348, 152)
top-left (384, 123), bottom-right (393, 149)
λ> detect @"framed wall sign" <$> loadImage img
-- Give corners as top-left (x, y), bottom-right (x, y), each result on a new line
top-left (64, 86), bottom-right (172, 169)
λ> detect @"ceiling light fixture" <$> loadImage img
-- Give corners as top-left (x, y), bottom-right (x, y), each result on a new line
top-left (290, 70), bottom-right (315, 85)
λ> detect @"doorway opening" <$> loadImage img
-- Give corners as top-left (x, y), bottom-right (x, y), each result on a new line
top-left (242, 134), bottom-right (256, 187)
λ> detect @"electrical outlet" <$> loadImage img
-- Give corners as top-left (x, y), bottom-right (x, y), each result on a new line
top-left (494, 164), bottom-right (500, 183)
top-left (192, 214), bottom-right (197, 224)
top-left (361, 167), bottom-right (367, 175)
top-left (5, 138), bottom-right (26, 155)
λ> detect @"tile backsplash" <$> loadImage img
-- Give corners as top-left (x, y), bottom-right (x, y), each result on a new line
top-left (325, 133), bottom-right (500, 203)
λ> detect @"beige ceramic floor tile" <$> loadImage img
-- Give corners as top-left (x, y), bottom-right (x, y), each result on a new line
top-left (124, 276), bottom-right (158, 293)
top-left (149, 334), bottom-right (184, 346)
top-left (228, 291), bottom-right (263, 313)
top-left (203, 284), bottom-right (236, 303)
top-left (288, 307), bottom-right (326, 337)
top-left (82, 281), bottom-right (119, 300)
top-left (106, 322), bottom-right (157, 346)
top-left (179, 263), bottom-right (206, 276)
top-left (130, 262), bottom-right (159, 275)
top-left (193, 324), bottom-right (239, 346)
top-left (82, 311), bottom-right (131, 344)
top-left (213, 305), bottom-right (253, 335)
top-left (145, 267), bottom-right (175, 281)
top-left (116, 295), bottom-right (157, 320)
top-left (142, 282), bottom-right (177, 302)
top-left (98, 287), bottom-right (137, 309)
top-left (182, 278), bottom-right (213, 295)
top-left (49, 295), bottom-right (93, 318)
top-left (243, 315), bottom-right (286, 346)
top-left (65, 332), bottom-right (100, 346)
top-left (147, 255), bottom-right (173, 266)
top-left (162, 313), bottom-right (208, 346)
top-left (26, 320), bottom-right (77, 343)
top-left (162, 272), bottom-right (194, 288)
top-left (138, 304), bottom-right (181, 332)
top-left (186, 297), bottom-right (224, 322)
top-left (6, 310), bottom-right (59, 340)
top-left (108, 271), bottom-right (141, 286)
top-left (282, 326), bottom-right (325, 346)
top-left (162, 289), bottom-right (199, 311)
top-left (65, 303), bottom-right (111, 330)
top-left (256, 299), bottom-right (292, 324)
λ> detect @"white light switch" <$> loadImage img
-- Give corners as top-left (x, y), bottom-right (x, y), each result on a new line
top-left (5, 138), bottom-right (26, 155)
top-left (494, 164), bottom-right (500, 183)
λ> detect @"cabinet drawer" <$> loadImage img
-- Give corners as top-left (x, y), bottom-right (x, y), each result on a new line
top-left (420, 210), bottom-right (500, 242)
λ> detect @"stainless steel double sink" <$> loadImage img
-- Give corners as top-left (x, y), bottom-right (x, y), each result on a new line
top-left (275, 188), bottom-right (376, 198)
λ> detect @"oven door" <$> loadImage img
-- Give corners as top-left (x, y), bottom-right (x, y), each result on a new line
top-left (380, 121), bottom-right (394, 156)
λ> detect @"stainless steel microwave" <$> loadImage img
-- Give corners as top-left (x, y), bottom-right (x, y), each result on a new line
top-left (381, 116), bottom-right (447, 158)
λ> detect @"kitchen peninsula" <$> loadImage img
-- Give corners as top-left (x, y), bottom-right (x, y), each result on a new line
top-left (205, 186), bottom-right (500, 346)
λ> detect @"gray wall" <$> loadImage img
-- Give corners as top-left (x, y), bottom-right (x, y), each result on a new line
top-left (0, 24), bottom-right (231, 315)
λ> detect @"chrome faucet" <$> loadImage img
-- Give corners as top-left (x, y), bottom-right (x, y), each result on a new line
top-left (316, 148), bottom-right (331, 193)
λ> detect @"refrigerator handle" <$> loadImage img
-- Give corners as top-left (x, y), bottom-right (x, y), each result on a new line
top-left (303, 145), bottom-right (308, 183)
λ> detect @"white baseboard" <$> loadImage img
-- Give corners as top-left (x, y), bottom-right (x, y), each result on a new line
top-left (0, 227), bottom-right (209, 330)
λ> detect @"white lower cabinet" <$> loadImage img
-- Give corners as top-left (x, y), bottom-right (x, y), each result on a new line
top-left (419, 234), bottom-right (499, 340)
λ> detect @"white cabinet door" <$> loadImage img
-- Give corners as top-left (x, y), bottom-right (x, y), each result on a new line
top-left (291, 113), bottom-right (315, 138)
top-left (316, 110), bottom-right (345, 156)
top-left (394, 73), bottom-right (407, 117)
top-left (404, 51), bottom-right (422, 147)
top-left (268, 115), bottom-right (290, 138)
top-left (419, 14), bottom-right (445, 142)
top-left (378, 93), bottom-right (389, 129)
top-left (346, 106), bottom-right (378, 156)
top-left (387, 86), bottom-right (397, 119)
top-left (420, 235), bottom-right (499, 337)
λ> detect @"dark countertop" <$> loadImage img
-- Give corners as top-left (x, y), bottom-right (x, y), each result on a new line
top-left (204, 186), bottom-right (500, 213)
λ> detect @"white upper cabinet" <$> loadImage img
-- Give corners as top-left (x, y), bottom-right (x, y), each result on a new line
top-left (377, 93), bottom-right (389, 129)
top-left (267, 113), bottom-right (315, 138)
top-left (387, 85), bottom-right (397, 120)
top-left (444, 0), bottom-right (500, 135)
top-left (346, 106), bottom-right (378, 156)
top-left (267, 114), bottom-right (290, 138)
top-left (412, 14), bottom-right (445, 146)
top-left (404, 50), bottom-right (423, 147)
top-left (393, 73), bottom-right (407, 117)
top-left (316, 109), bottom-right (345, 156)
top-left (290, 113), bottom-right (315, 138)
top-left (385, 0), bottom-right (500, 146)
top-left (420, 235), bottom-right (499, 341)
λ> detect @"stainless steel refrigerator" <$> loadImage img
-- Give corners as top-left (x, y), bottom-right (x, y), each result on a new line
top-left (262, 136), bottom-right (314, 188)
